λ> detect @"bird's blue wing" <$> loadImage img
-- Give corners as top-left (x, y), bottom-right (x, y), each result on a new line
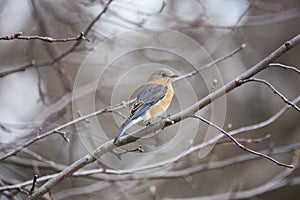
top-left (130, 84), bottom-right (167, 119)
top-left (114, 84), bottom-right (167, 143)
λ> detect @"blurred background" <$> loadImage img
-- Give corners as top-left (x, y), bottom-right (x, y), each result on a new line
top-left (0, 0), bottom-right (300, 199)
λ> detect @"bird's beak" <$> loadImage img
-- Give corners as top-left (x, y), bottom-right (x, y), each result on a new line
top-left (169, 74), bottom-right (179, 78)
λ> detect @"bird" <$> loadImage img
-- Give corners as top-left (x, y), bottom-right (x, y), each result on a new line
top-left (114, 68), bottom-right (178, 144)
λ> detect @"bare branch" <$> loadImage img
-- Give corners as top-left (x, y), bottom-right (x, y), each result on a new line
top-left (0, 101), bottom-right (126, 160)
top-left (0, 32), bottom-right (86, 43)
top-left (1, 142), bottom-right (299, 193)
top-left (29, 175), bottom-right (38, 195)
top-left (217, 134), bottom-right (271, 145)
top-left (189, 115), bottom-right (293, 168)
top-left (53, 130), bottom-right (70, 142)
top-left (174, 43), bottom-right (246, 82)
top-left (0, 0), bottom-right (114, 78)
top-left (240, 78), bottom-right (300, 112)
top-left (269, 63), bottom-right (300, 75)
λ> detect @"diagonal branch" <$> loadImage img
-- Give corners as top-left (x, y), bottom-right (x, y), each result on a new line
top-left (188, 115), bottom-right (293, 168)
top-left (240, 78), bottom-right (300, 112)
top-left (174, 43), bottom-right (246, 82)
top-left (0, 43), bottom-right (244, 161)
top-left (269, 63), bottom-right (300, 75)
top-left (26, 33), bottom-right (300, 200)
top-left (0, 101), bottom-right (126, 160)
top-left (127, 95), bottom-right (300, 173)
top-left (217, 134), bottom-right (271, 145)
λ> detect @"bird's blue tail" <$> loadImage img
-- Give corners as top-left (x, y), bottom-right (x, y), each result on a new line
top-left (114, 118), bottom-right (139, 144)
top-left (114, 104), bottom-right (152, 144)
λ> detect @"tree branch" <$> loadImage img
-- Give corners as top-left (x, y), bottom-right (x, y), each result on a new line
top-left (138, 94), bottom-right (300, 174)
top-left (189, 115), bottom-right (293, 168)
top-left (217, 134), bottom-right (271, 145)
top-left (240, 78), bottom-right (300, 112)
top-left (0, 32), bottom-right (86, 43)
top-left (0, 101), bottom-right (126, 160)
top-left (0, 0), bottom-right (114, 78)
top-left (27, 33), bottom-right (300, 200)
top-left (1, 142), bottom-right (299, 192)
top-left (0, 43), bottom-right (244, 160)
top-left (174, 43), bottom-right (246, 82)
top-left (269, 63), bottom-right (300, 75)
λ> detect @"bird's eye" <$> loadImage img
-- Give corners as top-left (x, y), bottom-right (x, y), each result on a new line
top-left (161, 72), bottom-right (167, 77)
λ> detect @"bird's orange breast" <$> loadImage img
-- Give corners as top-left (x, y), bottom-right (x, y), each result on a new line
top-left (145, 83), bottom-right (174, 120)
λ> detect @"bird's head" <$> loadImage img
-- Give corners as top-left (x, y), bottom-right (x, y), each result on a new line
top-left (149, 68), bottom-right (178, 84)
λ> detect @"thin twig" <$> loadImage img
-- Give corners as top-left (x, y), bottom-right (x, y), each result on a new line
top-left (217, 134), bottom-right (271, 145)
top-left (189, 115), bottom-right (293, 168)
top-left (269, 63), bottom-right (300, 75)
top-left (119, 145), bottom-right (144, 156)
top-left (29, 175), bottom-right (38, 195)
top-left (0, 0), bottom-right (114, 78)
top-left (53, 130), bottom-right (70, 142)
top-left (110, 145), bottom-right (144, 160)
top-left (0, 32), bottom-right (86, 43)
top-left (174, 43), bottom-right (246, 82)
top-left (0, 102), bottom-right (124, 160)
top-left (239, 78), bottom-right (300, 112)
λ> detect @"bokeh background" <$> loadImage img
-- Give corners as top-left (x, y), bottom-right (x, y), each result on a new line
top-left (0, 0), bottom-right (300, 199)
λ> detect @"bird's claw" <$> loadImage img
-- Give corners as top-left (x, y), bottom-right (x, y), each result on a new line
top-left (162, 115), bottom-right (174, 130)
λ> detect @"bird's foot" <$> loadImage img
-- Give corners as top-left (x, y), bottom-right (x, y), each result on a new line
top-left (162, 115), bottom-right (175, 130)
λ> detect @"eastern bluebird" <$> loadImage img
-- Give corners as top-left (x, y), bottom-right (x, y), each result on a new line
top-left (114, 68), bottom-right (178, 144)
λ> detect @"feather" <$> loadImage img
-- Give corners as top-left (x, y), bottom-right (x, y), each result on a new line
top-left (114, 83), bottom-right (167, 143)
